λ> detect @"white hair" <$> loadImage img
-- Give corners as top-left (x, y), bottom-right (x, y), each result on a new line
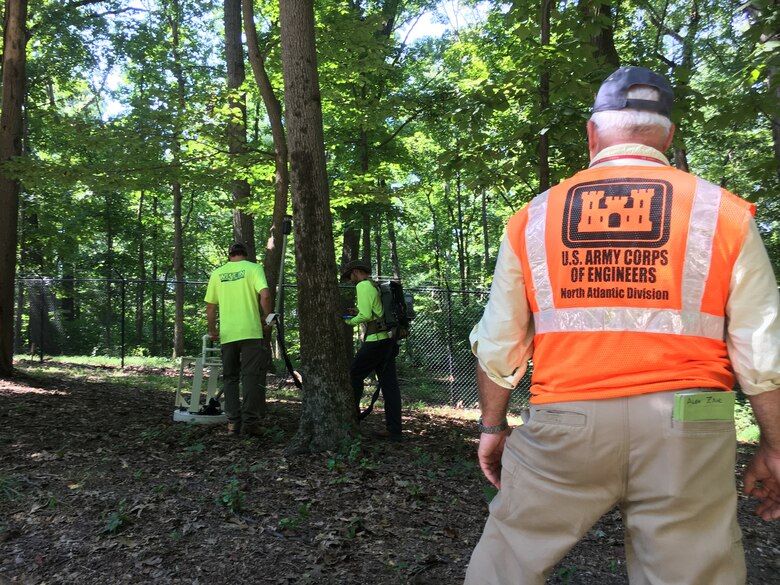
top-left (590, 86), bottom-right (673, 136)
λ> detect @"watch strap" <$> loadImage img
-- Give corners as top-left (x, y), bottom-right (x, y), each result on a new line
top-left (477, 416), bottom-right (509, 434)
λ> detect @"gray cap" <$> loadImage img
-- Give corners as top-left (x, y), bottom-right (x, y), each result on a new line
top-left (593, 66), bottom-right (673, 118)
top-left (340, 259), bottom-right (371, 281)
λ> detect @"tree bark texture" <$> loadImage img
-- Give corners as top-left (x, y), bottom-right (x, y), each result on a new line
top-left (169, 0), bottom-right (186, 357)
top-left (0, 0), bottom-right (28, 376)
top-left (225, 0), bottom-right (256, 260)
top-left (374, 213), bottom-right (382, 277)
top-left (341, 225), bottom-right (360, 266)
top-left (279, 0), bottom-right (356, 453)
top-left (243, 0), bottom-right (290, 296)
top-left (578, 0), bottom-right (620, 67)
top-left (387, 216), bottom-right (400, 280)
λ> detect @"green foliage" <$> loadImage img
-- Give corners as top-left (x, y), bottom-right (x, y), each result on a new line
top-left (217, 478), bottom-right (246, 512)
top-left (277, 502), bottom-right (312, 530)
top-left (8, 0), bottom-right (780, 368)
top-left (482, 484), bottom-right (498, 503)
top-left (0, 475), bottom-right (23, 502)
top-left (556, 566), bottom-right (578, 583)
top-left (735, 400), bottom-right (761, 443)
top-left (102, 499), bottom-right (130, 534)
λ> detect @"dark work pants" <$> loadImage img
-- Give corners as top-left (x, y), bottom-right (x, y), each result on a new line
top-left (351, 338), bottom-right (401, 435)
top-left (221, 338), bottom-right (268, 426)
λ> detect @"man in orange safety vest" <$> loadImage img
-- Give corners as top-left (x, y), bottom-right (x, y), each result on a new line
top-left (466, 66), bottom-right (780, 585)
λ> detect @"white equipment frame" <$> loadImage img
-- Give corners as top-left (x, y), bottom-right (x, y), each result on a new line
top-left (173, 335), bottom-right (226, 424)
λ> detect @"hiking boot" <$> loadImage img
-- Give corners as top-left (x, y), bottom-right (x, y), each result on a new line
top-left (227, 422), bottom-right (241, 435)
top-left (241, 424), bottom-right (265, 438)
top-left (373, 429), bottom-right (402, 442)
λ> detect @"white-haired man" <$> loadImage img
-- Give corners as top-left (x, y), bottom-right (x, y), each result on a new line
top-left (465, 66), bottom-right (780, 584)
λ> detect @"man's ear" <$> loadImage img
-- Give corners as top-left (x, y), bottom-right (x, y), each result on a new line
top-left (587, 120), bottom-right (599, 161)
top-left (663, 123), bottom-right (676, 152)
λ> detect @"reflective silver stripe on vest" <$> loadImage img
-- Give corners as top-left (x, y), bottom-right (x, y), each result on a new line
top-left (682, 179), bottom-right (721, 312)
top-left (534, 308), bottom-right (724, 340)
top-left (525, 190), bottom-right (553, 312)
top-left (528, 180), bottom-right (725, 341)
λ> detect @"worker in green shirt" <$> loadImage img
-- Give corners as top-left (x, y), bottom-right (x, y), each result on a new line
top-left (341, 260), bottom-right (402, 441)
top-left (205, 242), bottom-right (272, 437)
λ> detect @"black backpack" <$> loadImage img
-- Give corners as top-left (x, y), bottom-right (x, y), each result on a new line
top-left (375, 280), bottom-right (414, 339)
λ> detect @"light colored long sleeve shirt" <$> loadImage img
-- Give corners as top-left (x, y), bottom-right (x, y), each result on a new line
top-left (471, 144), bottom-right (780, 396)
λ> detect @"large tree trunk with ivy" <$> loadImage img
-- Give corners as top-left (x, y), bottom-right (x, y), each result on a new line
top-left (279, 0), bottom-right (357, 453)
top-left (0, 0), bottom-right (27, 377)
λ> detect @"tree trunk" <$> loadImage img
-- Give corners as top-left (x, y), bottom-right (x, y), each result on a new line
top-left (361, 211), bottom-right (371, 267)
top-left (173, 182), bottom-right (185, 357)
top-left (456, 173), bottom-right (466, 291)
top-left (243, 0), bottom-right (290, 296)
top-left (341, 225), bottom-right (360, 266)
top-left (374, 212), bottom-right (382, 277)
top-left (425, 191), bottom-right (444, 285)
top-left (169, 0), bottom-right (186, 358)
top-left (666, 0), bottom-right (699, 172)
top-left (538, 0), bottom-right (551, 192)
top-left (0, 0), bottom-right (28, 376)
top-left (387, 215), bottom-right (401, 280)
top-left (225, 0), bottom-right (256, 260)
top-left (151, 194), bottom-right (159, 356)
top-left (279, 0), bottom-right (357, 453)
top-left (481, 190), bottom-right (490, 276)
top-left (135, 191), bottom-right (146, 346)
top-left (578, 0), bottom-right (620, 67)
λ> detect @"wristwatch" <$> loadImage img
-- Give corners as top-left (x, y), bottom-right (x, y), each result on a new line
top-left (477, 416), bottom-right (510, 434)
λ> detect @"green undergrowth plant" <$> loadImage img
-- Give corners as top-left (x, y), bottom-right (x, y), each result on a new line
top-left (277, 502), bottom-right (312, 530)
top-left (0, 474), bottom-right (23, 502)
top-left (217, 477), bottom-right (245, 512)
top-left (102, 499), bottom-right (130, 534)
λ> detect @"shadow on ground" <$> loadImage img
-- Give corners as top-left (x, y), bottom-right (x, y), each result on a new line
top-left (1, 362), bottom-right (777, 584)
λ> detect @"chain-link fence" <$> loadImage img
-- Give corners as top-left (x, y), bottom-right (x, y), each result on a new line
top-left (13, 277), bottom-right (532, 408)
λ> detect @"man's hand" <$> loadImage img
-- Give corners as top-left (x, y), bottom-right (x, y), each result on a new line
top-left (208, 329), bottom-right (219, 342)
top-left (744, 442), bottom-right (780, 521)
top-left (478, 429), bottom-right (511, 490)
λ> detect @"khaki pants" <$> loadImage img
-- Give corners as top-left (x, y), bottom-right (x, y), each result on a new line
top-left (465, 391), bottom-right (745, 585)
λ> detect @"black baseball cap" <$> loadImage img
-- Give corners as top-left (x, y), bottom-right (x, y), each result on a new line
top-left (593, 66), bottom-right (673, 118)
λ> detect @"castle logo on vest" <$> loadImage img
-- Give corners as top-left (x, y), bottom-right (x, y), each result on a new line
top-left (563, 178), bottom-right (672, 248)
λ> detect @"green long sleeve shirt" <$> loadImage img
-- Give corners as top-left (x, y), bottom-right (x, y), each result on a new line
top-left (347, 279), bottom-right (390, 341)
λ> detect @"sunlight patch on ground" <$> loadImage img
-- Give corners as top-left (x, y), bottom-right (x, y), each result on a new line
top-left (0, 383), bottom-right (67, 397)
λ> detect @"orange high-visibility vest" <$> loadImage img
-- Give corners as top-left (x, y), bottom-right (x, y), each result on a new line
top-left (507, 164), bottom-right (755, 404)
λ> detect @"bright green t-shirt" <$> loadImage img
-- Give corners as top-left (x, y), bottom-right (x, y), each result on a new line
top-left (204, 260), bottom-right (268, 344)
top-left (347, 279), bottom-right (390, 341)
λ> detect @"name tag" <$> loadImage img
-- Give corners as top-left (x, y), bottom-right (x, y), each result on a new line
top-left (672, 391), bottom-right (735, 421)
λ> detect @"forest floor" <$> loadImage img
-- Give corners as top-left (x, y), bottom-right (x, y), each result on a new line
top-left (1, 361), bottom-right (778, 585)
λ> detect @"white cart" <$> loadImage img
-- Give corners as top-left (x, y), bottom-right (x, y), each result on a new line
top-left (173, 335), bottom-right (226, 424)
